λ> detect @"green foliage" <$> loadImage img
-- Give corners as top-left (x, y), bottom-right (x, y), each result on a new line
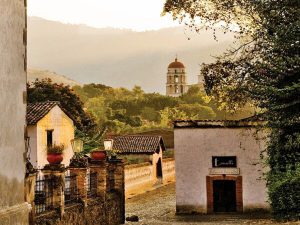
top-left (159, 107), bottom-right (187, 127)
top-left (178, 103), bottom-right (216, 120)
top-left (268, 167), bottom-right (300, 220)
top-left (27, 79), bottom-right (96, 134)
top-left (75, 128), bottom-right (106, 154)
top-left (141, 107), bottom-right (160, 122)
top-left (164, 0), bottom-right (300, 219)
top-left (73, 83), bottom-right (251, 135)
top-left (47, 144), bottom-right (65, 154)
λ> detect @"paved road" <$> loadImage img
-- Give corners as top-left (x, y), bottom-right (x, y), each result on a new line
top-left (125, 183), bottom-right (299, 225)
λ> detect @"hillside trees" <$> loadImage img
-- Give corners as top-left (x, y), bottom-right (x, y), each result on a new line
top-left (164, 0), bottom-right (300, 219)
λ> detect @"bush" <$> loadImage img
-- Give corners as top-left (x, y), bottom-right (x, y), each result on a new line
top-left (47, 144), bottom-right (65, 154)
top-left (268, 168), bottom-right (300, 220)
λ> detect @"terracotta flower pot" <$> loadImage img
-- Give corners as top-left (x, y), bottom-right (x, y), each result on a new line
top-left (91, 151), bottom-right (106, 161)
top-left (47, 153), bottom-right (63, 164)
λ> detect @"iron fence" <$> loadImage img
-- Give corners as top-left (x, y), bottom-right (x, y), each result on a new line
top-left (64, 170), bottom-right (79, 204)
top-left (34, 174), bottom-right (54, 214)
top-left (87, 171), bottom-right (98, 197)
top-left (108, 168), bottom-right (115, 192)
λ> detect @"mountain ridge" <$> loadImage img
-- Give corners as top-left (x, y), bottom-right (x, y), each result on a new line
top-left (28, 17), bottom-right (235, 93)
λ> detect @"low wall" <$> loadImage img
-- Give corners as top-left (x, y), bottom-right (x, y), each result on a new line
top-left (125, 159), bottom-right (175, 197)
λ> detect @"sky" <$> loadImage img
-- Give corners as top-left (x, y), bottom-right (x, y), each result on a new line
top-left (28, 0), bottom-right (180, 31)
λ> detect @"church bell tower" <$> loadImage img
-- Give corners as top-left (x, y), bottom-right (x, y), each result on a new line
top-left (166, 57), bottom-right (188, 97)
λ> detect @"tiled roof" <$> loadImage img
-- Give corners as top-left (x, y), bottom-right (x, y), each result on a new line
top-left (27, 101), bottom-right (65, 125)
top-left (173, 115), bottom-right (265, 128)
top-left (112, 135), bottom-right (165, 154)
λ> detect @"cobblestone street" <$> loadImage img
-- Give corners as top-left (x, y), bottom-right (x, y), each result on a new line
top-left (125, 183), bottom-right (299, 225)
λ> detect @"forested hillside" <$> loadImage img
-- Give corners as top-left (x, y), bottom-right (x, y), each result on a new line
top-left (73, 83), bottom-right (254, 135)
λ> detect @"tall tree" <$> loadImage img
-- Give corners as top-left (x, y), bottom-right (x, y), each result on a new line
top-left (164, 0), bottom-right (300, 219)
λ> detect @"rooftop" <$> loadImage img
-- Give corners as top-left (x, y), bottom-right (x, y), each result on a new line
top-left (112, 135), bottom-right (166, 154)
top-left (27, 101), bottom-right (73, 125)
top-left (168, 57), bottom-right (185, 69)
top-left (174, 115), bottom-right (266, 128)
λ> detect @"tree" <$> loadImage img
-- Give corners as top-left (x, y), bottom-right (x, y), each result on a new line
top-left (178, 103), bottom-right (216, 120)
top-left (160, 107), bottom-right (187, 127)
top-left (27, 79), bottom-right (96, 134)
top-left (164, 0), bottom-right (300, 219)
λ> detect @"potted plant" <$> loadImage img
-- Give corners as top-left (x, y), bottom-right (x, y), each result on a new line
top-left (90, 148), bottom-right (107, 161)
top-left (106, 149), bottom-right (120, 160)
top-left (47, 144), bottom-right (65, 164)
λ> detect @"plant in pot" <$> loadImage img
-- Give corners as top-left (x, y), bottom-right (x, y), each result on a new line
top-left (106, 149), bottom-right (120, 160)
top-left (90, 147), bottom-right (107, 161)
top-left (47, 144), bottom-right (65, 164)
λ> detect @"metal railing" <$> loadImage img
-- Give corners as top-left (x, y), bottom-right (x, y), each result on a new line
top-left (87, 171), bottom-right (97, 197)
top-left (108, 168), bottom-right (115, 192)
top-left (34, 174), bottom-right (54, 215)
top-left (64, 170), bottom-right (79, 204)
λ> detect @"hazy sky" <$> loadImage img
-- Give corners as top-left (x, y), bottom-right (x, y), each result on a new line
top-left (28, 0), bottom-right (180, 31)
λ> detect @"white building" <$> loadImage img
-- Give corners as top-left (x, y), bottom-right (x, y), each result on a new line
top-left (174, 118), bottom-right (269, 214)
top-left (27, 101), bottom-right (75, 168)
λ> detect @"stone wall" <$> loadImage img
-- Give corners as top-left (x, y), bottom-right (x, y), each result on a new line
top-left (162, 158), bottom-right (175, 181)
top-left (124, 159), bottom-right (175, 196)
top-left (0, 0), bottom-right (29, 224)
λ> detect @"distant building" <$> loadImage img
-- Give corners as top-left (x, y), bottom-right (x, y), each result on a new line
top-left (166, 57), bottom-right (205, 97)
top-left (27, 101), bottom-right (75, 168)
top-left (112, 135), bottom-right (166, 182)
top-left (174, 118), bottom-right (269, 214)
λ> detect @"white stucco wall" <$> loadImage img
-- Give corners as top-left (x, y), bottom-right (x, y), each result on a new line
top-left (0, 0), bottom-right (29, 224)
top-left (27, 126), bottom-right (37, 167)
top-left (31, 105), bottom-right (74, 169)
top-left (175, 127), bottom-right (269, 213)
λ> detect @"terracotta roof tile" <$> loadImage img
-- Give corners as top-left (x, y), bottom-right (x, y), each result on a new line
top-left (112, 135), bottom-right (165, 154)
top-left (27, 101), bottom-right (60, 125)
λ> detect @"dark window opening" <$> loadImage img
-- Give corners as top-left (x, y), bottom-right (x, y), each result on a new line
top-left (46, 130), bottom-right (53, 147)
top-left (212, 156), bottom-right (237, 168)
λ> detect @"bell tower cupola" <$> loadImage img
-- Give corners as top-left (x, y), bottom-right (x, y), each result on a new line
top-left (166, 57), bottom-right (188, 97)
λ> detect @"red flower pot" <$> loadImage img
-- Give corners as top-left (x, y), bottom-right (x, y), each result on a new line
top-left (47, 153), bottom-right (63, 164)
top-left (91, 151), bottom-right (106, 161)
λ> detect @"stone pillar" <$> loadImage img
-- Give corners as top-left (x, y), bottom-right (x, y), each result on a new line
top-left (42, 165), bottom-right (65, 218)
top-left (89, 161), bottom-right (108, 201)
top-left (110, 159), bottom-right (125, 224)
top-left (69, 167), bottom-right (88, 206)
top-left (24, 171), bottom-right (37, 224)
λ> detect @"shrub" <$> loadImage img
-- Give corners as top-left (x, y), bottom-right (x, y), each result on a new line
top-left (47, 144), bottom-right (65, 154)
top-left (268, 167), bottom-right (300, 220)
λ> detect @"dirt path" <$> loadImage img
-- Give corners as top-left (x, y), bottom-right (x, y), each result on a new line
top-left (125, 183), bottom-right (299, 225)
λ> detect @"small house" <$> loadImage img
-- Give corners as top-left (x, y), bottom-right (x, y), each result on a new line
top-left (27, 101), bottom-right (75, 168)
top-left (174, 118), bottom-right (269, 214)
top-left (112, 135), bottom-right (166, 182)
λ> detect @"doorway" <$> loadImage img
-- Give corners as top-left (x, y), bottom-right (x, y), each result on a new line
top-left (156, 158), bottom-right (163, 179)
top-left (213, 180), bottom-right (236, 212)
